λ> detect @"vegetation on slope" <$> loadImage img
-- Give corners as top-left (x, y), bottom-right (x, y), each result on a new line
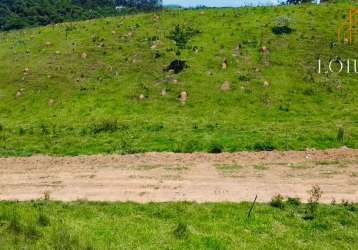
top-left (0, 2), bottom-right (357, 156)
top-left (0, 201), bottom-right (357, 249)
top-left (0, 0), bottom-right (162, 31)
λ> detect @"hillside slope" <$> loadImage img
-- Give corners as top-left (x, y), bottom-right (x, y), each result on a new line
top-left (0, 2), bottom-right (357, 156)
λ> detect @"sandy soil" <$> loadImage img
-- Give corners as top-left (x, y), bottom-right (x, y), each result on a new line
top-left (0, 149), bottom-right (357, 203)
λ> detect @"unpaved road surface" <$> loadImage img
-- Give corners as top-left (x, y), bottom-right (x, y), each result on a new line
top-left (0, 149), bottom-right (357, 203)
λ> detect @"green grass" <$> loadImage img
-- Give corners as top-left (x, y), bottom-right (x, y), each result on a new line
top-left (0, 2), bottom-right (358, 156)
top-left (0, 201), bottom-right (357, 249)
top-left (216, 164), bottom-right (242, 172)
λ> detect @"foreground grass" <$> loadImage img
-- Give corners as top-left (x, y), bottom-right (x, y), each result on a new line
top-left (0, 2), bottom-right (358, 156)
top-left (0, 201), bottom-right (357, 249)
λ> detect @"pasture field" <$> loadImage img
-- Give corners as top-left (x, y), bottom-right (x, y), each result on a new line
top-left (0, 201), bottom-right (357, 249)
top-left (0, 2), bottom-right (357, 156)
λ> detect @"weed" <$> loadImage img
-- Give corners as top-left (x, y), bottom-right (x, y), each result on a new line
top-left (337, 127), bottom-right (344, 143)
top-left (51, 221), bottom-right (81, 250)
top-left (272, 16), bottom-right (294, 35)
top-left (173, 222), bottom-right (189, 239)
top-left (90, 120), bottom-right (127, 134)
top-left (254, 164), bottom-right (268, 170)
top-left (25, 223), bottom-right (41, 240)
top-left (253, 141), bottom-right (275, 151)
top-left (38, 212), bottom-right (50, 227)
top-left (43, 191), bottom-right (51, 201)
top-left (304, 185), bottom-right (323, 220)
top-left (270, 194), bottom-right (285, 209)
top-left (341, 200), bottom-right (356, 212)
top-left (287, 197), bottom-right (301, 207)
top-left (216, 164), bottom-right (242, 172)
top-left (8, 210), bottom-right (22, 235)
top-left (208, 143), bottom-right (223, 154)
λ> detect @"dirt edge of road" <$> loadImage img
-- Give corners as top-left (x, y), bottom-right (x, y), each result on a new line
top-left (1, 148), bottom-right (357, 203)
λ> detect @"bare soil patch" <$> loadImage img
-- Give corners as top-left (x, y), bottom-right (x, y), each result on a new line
top-left (0, 149), bottom-right (357, 203)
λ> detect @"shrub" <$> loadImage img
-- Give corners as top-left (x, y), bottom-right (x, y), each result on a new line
top-left (183, 140), bottom-right (200, 153)
top-left (337, 127), bottom-right (344, 143)
top-left (90, 120), bottom-right (127, 134)
top-left (287, 197), bottom-right (301, 206)
top-left (8, 210), bottom-right (22, 235)
top-left (270, 194), bottom-right (285, 209)
top-left (253, 141), bottom-right (275, 151)
top-left (208, 143), bottom-right (223, 154)
top-left (168, 25), bottom-right (200, 50)
top-left (38, 212), bottom-right (50, 227)
top-left (272, 16), bottom-right (294, 35)
top-left (173, 222), bottom-right (189, 239)
top-left (304, 185), bottom-right (323, 220)
top-left (25, 223), bottom-right (42, 240)
top-left (51, 221), bottom-right (81, 250)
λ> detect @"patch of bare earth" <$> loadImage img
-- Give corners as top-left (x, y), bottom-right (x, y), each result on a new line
top-left (0, 149), bottom-right (357, 203)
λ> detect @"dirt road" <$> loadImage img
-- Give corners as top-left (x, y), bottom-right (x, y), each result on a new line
top-left (0, 149), bottom-right (357, 203)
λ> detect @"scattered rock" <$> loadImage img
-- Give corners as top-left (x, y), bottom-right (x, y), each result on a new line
top-left (48, 99), bottom-right (55, 107)
top-left (207, 71), bottom-right (213, 76)
top-left (261, 46), bottom-right (269, 54)
top-left (179, 91), bottom-right (188, 104)
top-left (263, 81), bottom-right (270, 87)
top-left (16, 91), bottom-right (22, 98)
top-left (23, 68), bottom-right (30, 75)
top-left (220, 81), bottom-right (231, 92)
top-left (222, 58), bottom-right (228, 70)
top-left (160, 89), bottom-right (167, 96)
top-left (81, 52), bottom-right (87, 59)
top-left (139, 94), bottom-right (145, 100)
top-left (112, 30), bottom-right (116, 35)
top-left (173, 79), bottom-right (178, 84)
top-left (45, 41), bottom-right (52, 46)
top-left (165, 60), bottom-right (187, 74)
top-left (344, 38), bottom-right (349, 45)
top-left (55, 50), bottom-right (60, 55)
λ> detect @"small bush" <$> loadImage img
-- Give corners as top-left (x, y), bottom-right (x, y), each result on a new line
top-left (90, 120), bottom-right (127, 134)
top-left (38, 212), bottom-right (50, 227)
top-left (25, 223), bottom-right (41, 240)
top-left (51, 222), bottom-right (81, 250)
top-left (173, 222), bottom-right (189, 239)
top-left (183, 140), bottom-right (200, 153)
top-left (304, 185), bottom-right (323, 220)
top-left (337, 127), bottom-right (344, 143)
top-left (253, 141), bottom-right (275, 151)
top-left (208, 143), bottom-right (223, 154)
top-left (8, 211), bottom-right (22, 235)
top-left (287, 197), bottom-right (301, 206)
top-left (341, 200), bottom-right (356, 212)
top-left (270, 194), bottom-right (285, 209)
top-left (272, 16), bottom-right (294, 35)
top-left (168, 25), bottom-right (200, 50)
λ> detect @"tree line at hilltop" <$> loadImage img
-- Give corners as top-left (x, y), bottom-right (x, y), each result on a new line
top-left (0, 0), bottom-right (162, 31)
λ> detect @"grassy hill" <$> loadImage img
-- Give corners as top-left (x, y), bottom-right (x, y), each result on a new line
top-left (0, 2), bottom-right (357, 156)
